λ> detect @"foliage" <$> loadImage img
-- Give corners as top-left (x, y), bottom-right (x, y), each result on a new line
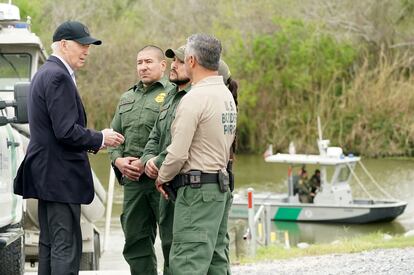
top-left (226, 19), bottom-right (357, 153)
top-left (6, 0), bottom-right (414, 156)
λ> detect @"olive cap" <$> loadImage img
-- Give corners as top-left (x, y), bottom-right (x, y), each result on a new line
top-left (218, 59), bottom-right (231, 83)
top-left (165, 45), bottom-right (185, 61)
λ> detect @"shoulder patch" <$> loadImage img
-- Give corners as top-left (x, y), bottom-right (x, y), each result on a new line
top-left (155, 92), bottom-right (166, 103)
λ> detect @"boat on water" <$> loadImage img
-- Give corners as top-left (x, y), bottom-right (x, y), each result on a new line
top-left (230, 120), bottom-right (407, 224)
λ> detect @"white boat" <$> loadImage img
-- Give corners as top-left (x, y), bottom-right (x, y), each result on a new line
top-left (230, 120), bottom-right (407, 224)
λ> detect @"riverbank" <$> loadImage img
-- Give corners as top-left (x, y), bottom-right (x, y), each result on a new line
top-left (26, 247), bottom-right (414, 275)
top-left (231, 247), bottom-right (414, 275)
top-left (24, 232), bottom-right (414, 274)
top-left (235, 232), bottom-right (414, 264)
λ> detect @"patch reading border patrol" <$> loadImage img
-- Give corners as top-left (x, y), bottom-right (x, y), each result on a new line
top-left (155, 92), bottom-right (166, 103)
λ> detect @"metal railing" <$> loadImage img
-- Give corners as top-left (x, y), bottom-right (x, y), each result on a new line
top-left (103, 166), bottom-right (116, 251)
top-left (243, 188), bottom-right (290, 256)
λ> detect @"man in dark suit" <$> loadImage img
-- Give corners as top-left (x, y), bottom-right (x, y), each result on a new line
top-left (14, 21), bottom-right (124, 275)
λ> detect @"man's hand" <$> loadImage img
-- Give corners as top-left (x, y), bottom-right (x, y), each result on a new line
top-left (102, 128), bottom-right (124, 147)
top-left (145, 157), bottom-right (159, 179)
top-left (114, 157), bottom-right (141, 181)
top-left (130, 159), bottom-right (144, 177)
top-left (155, 177), bottom-right (168, 200)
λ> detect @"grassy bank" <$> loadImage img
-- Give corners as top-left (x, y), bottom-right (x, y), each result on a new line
top-left (235, 232), bottom-right (414, 264)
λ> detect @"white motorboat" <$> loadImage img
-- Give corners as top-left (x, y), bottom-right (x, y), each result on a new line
top-left (230, 120), bottom-right (407, 224)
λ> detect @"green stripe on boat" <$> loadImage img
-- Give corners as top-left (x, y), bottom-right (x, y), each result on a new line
top-left (275, 207), bottom-right (302, 220)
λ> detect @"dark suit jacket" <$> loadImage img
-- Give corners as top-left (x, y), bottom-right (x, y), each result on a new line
top-left (14, 56), bottom-right (103, 204)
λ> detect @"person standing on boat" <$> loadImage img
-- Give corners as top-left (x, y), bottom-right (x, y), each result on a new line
top-left (108, 45), bottom-right (175, 275)
top-left (309, 169), bottom-right (321, 194)
top-left (154, 33), bottom-right (236, 274)
top-left (293, 166), bottom-right (306, 196)
top-left (298, 170), bottom-right (313, 203)
top-left (14, 21), bottom-right (125, 275)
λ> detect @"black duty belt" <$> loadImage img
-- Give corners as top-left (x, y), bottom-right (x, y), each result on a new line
top-left (171, 172), bottom-right (219, 190)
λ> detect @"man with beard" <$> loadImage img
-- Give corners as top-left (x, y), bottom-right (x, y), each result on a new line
top-left (108, 45), bottom-right (175, 275)
top-left (142, 46), bottom-right (239, 274)
top-left (155, 34), bottom-right (237, 274)
top-left (140, 45), bottom-right (191, 275)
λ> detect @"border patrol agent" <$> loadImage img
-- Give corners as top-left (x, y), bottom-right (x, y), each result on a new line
top-left (218, 59), bottom-right (239, 275)
top-left (298, 170), bottom-right (312, 203)
top-left (141, 45), bottom-right (191, 275)
top-left (108, 45), bottom-right (175, 275)
top-left (155, 34), bottom-right (237, 275)
top-left (142, 48), bottom-right (237, 274)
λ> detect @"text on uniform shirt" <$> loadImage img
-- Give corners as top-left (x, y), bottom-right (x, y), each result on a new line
top-left (222, 100), bottom-right (237, 135)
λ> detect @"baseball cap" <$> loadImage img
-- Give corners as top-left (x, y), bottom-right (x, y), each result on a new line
top-left (218, 59), bottom-right (231, 83)
top-left (165, 45), bottom-right (185, 61)
top-left (53, 21), bottom-right (102, 45)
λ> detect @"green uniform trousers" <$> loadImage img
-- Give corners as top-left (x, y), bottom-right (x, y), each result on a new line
top-left (121, 178), bottom-right (160, 275)
top-left (170, 183), bottom-right (232, 275)
top-left (159, 197), bottom-right (175, 275)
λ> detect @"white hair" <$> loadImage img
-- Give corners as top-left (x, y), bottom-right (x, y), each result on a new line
top-left (51, 41), bottom-right (60, 54)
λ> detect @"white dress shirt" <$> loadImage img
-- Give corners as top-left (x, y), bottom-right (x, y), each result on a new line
top-left (52, 54), bottom-right (76, 86)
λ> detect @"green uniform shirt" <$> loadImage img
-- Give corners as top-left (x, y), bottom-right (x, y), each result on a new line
top-left (297, 177), bottom-right (311, 195)
top-left (141, 84), bottom-right (191, 168)
top-left (108, 76), bottom-right (175, 164)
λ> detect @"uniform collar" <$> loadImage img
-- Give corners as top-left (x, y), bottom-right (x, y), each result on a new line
top-left (158, 76), bottom-right (170, 88)
top-left (193, 75), bottom-right (224, 88)
top-left (136, 75), bottom-right (169, 91)
top-left (181, 83), bottom-right (191, 93)
top-left (174, 83), bottom-right (191, 94)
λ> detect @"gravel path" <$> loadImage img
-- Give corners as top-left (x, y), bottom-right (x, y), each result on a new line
top-left (231, 247), bottom-right (414, 275)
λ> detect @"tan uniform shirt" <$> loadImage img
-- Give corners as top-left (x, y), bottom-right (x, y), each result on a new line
top-left (158, 75), bottom-right (237, 183)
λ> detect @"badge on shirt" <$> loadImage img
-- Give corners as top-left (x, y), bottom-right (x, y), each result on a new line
top-left (155, 92), bottom-right (166, 103)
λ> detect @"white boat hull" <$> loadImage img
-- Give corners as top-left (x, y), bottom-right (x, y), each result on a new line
top-left (230, 193), bottom-right (407, 224)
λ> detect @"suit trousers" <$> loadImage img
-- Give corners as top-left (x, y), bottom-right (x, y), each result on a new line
top-left (38, 199), bottom-right (82, 275)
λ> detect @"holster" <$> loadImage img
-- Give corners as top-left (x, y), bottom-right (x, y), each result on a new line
top-left (163, 183), bottom-right (177, 202)
top-left (227, 160), bottom-right (235, 192)
top-left (218, 169), bottom-right (229, 193)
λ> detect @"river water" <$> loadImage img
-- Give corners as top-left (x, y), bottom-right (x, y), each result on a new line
top-left (89, 153), bottom-right (414, 263)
